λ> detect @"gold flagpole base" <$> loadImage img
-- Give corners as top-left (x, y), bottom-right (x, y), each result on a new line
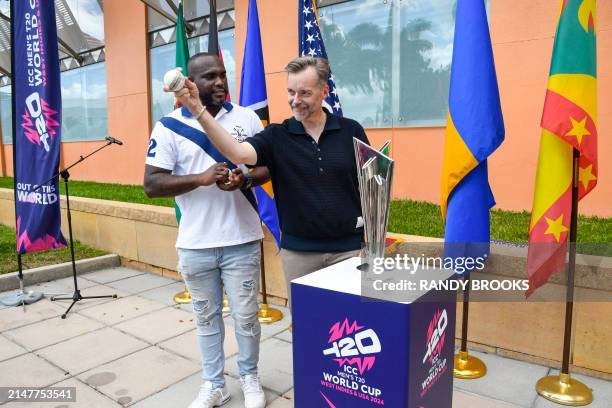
top-left (454, 351), bottom-right (487, 379)
top-left (174, 288), bottom-right (191, 304)
top-left (222, 295), bottom-right (231, 313)
top-left (258, 303), bottom-right (283, 324)
top-left (536, 373), bottom-right (593, 406)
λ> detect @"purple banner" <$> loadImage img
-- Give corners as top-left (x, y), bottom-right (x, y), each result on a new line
top-left (12, 0), bottom-right (66, 254)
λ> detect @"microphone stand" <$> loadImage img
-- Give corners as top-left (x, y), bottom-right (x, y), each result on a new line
top-left (33, 138), bottom-right (120, 318)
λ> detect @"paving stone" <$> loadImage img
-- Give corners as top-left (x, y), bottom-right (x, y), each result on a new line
top-left (77, 346), bottom-right (199, 405)
top-left (104, 274), bottom-right (176, 295)
top-left (2, 377), bottom-right (123, 408)
top-left (37, 327), bottom-right (148, 375)
top-left (533, 370), bottom-right (612, 408)
top-left (131, 372), bottom-right (280, 408)
top-left (453, 390), bottom-right (523, 407)
top-left (260, 305), bottom-right (291, 335)
top-left (283, 388), bottom-right (294, 400)
top-left (31, 276), bottom-right (99, 296)
top-left (0, 354), bottom-right (68, 403)
top-left (0, 299), bottom-right (65, 332)
top-left (130, 372), bottom-right (201, 408)
top-left (453, 349), bottom-right (549, 407)
top-left (53, 285), bottom-right (130, 312)
top-left (138, 281), bottom-right (185, 306)
top-left (273, 328), bottom-right (293, 343)
top-left (113, 306), bottom-right (194, 344)
top-left (77, 295), bottom-right (167, 325)
top-left (4, 312), bottom-right (104, 351)
top-left (226, 337), bottom-right (293, 395)
top-left (268, 395), bottom-right (294, 408)
top-left (0, 334), bottom-right (28, 362)
top-left (81, 267), bottom-right (145, 284)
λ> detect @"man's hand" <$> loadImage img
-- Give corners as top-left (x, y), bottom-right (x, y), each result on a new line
top-left (199, 163), bottom-right (230, 187)
top-left (163, 69), bottom-right (204, 117)
top-left (217, 168), bottom-right (246, 191)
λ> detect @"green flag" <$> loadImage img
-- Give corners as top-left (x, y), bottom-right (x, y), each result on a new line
top-left (176, 0), bottom-right (190, 75)
top-left (174, 0), bottom-right (190, 223)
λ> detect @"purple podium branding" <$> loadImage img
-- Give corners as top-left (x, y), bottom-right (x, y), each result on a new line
top-left (12, 0), bottom-right (66, 253)
top-left (292, 260), bottom-right (456, 408)
top-left (320, 318), bottom-right (383, 406)
top-left (420, 309), bottom-right (450, 398)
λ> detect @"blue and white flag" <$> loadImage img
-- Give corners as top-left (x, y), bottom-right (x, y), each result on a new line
top-left (12, 0), bottom-right (66, 254)
top-left (298, 0), bottom-right (343, 116)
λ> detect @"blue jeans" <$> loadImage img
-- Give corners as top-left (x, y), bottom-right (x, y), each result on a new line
top-left (177, 240), bottom-right (261, 388)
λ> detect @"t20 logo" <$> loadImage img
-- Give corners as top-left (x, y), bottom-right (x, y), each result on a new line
top-left (423, 309), bottom-right (448, 364)
top-left (21, 92), bottom-right (59, 152)
top-left (323, 319), bottom-right (381, 375)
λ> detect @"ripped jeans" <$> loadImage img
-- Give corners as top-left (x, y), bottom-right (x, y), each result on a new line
top-left (177, 240), bottom-right (261, 388)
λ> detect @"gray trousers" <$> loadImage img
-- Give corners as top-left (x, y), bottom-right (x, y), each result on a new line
top-left (282, 248), bottom-right (361, 309)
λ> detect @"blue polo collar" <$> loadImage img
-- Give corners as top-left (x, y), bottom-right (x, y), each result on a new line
top-left (182, 101), bottom-right (233, 118)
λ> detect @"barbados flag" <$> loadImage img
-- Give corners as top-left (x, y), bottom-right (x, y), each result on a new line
top-left (440, 0), bottom-right (505, 269)
top-left (527, 0), bottom-right (597, 296)
top-left (240, 0), bottom-right (281, 249)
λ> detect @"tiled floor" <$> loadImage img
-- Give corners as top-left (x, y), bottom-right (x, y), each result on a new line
top-left (0, 267), bottom-right (609, 407)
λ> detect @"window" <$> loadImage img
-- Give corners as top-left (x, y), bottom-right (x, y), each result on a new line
top-left (149, 29), bottom-right (236, 126)
top-left (0, 85), bottom-right (11, 144)
top-left (318, 0), bottom-right (457, 127)
top-left (0, 0), bottom-right (108, 144)
top-left (60, 63), bottom-right (109, 141)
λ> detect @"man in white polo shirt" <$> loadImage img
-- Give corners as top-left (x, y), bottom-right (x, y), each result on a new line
top-left (144, 53), bottom-right (268, 408)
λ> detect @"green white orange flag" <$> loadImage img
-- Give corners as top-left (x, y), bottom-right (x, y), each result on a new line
top-left (527, 0), bottom-right (597, 296)
top-left (174, 0), bottom-right (190, 110)
top-left (174, 0), bottom-right (190, 223)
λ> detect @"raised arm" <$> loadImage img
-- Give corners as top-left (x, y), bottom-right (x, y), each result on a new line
top-left (169, 77), bottom-right (258, 166)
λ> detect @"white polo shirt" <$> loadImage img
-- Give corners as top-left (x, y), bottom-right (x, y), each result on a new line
top-left (146, 103), bottom-right (265, 249)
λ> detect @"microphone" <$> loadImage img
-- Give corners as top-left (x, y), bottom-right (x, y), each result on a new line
top-left (105, 136), bottom-right (123, 146)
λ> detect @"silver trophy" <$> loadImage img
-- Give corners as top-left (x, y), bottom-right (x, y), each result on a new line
top-left (354, 138), bottom-right (394, 268)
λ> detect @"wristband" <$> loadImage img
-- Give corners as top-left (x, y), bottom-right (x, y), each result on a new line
top-left (195, 106), bottom-right (206, 120)
top-left (241, 173), bottom-right (254, 190)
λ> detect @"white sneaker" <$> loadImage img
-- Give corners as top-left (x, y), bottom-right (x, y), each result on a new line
top-left (189, 381), bottom-right (230, 408)
top-left (240, 374), bottom-right (266, 408)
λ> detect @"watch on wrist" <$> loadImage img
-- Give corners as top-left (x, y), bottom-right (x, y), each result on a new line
top-left (241, 173), bottom-right (254, 190)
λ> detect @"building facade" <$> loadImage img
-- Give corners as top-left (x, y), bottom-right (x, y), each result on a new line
top-left (0, 0), bottom-right (610, 216)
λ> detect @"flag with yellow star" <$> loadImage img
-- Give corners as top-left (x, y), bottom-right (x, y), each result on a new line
top-left (527, 0), bottom-right (597, 296)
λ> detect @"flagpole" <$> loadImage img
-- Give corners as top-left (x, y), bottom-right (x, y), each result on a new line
top-left (453, 276), bottom-right (487, 379)
top-left (562, 148), bottom-right (580, 376)
top-left (535, 148), bottom-right (592, 405)
top-left (172, 0), bottom-right (192, 306)
top-left (257, 239), bottom-right (282, 323)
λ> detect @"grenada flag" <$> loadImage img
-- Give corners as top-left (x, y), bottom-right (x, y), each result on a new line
top-left (527, 0), bottom-right (597, 296)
